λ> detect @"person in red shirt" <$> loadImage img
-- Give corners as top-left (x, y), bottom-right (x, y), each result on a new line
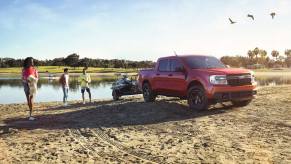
top-left (22, 57), bottom-right (38, 121)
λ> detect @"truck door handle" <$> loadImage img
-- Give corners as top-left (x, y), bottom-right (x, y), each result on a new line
top-left (156, 73), bottom-right (160, 76)
top-left (168, 74), bottom-right (173, 76)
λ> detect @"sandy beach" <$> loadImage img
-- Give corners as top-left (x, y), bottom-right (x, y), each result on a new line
top-left (0, 86), bottom-right (290, 163)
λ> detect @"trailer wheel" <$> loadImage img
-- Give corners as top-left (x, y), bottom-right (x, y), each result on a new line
top-left (142, 83), bottom-right (156, 102)
top-left (112, 90), bottom-right (119, 101)
top-left (187, 85), bottom-right (208, 111)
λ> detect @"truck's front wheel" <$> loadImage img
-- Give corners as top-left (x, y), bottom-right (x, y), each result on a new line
top-left (231, 100), bottom-right (252, 107)
top-left (142, 83), bottom-right (156, 102)
top-left (187, 86), bottom-right (208, 111)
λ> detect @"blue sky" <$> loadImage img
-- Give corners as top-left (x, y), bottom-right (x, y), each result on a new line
top-left (0, 0), bottom-right (290, 61)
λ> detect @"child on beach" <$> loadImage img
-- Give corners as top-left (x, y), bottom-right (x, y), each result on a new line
top-left (78, 67), bottom-right (91, 104)
top-left (59, 68), bottom-right (69, 106)
top-left (22, 57), bottom-right (38, 121)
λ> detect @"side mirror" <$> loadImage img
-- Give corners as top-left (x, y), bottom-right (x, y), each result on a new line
top-left (177, 67), bottom-right (186, 73)
top-left (182, 67), bottom-right (187, 73)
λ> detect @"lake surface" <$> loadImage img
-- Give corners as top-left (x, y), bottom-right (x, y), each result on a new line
top-left (0, 76), bottom-right (116, 104)
top-left (0, 73), bottom-right (291, 104)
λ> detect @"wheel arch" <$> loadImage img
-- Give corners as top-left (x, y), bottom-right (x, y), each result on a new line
top-left (187, 80), bottom-right (205, 90)
top-left (142, 79), bottom-right (150, 87)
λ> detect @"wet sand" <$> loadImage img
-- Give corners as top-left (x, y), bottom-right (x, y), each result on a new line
top-left (0, 86), bottom-right (290, 163)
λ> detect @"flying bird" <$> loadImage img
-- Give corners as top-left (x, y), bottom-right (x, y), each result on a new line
top-left (247, 14), bottom-right (254, 20)
top-left (270, 12), bottom-right (276, 19)
top-left (229, 18), bottom-right (236, 24)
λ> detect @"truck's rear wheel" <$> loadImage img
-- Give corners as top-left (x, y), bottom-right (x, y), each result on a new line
top-left (142, 83), bottom-right (156, 102)
top-left (112, 90), bottom-right (119, 101)
top-left (187, 86), bottom-right (208, 111)
top-left (231, 100), bottom-right (252, 107)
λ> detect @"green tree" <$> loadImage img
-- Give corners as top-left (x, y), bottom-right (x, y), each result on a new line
top-left (259, 50), bottom-right (267, 59)
top-left (253, 47), bottom-right (260, 63)
top-left (284, 49), bottom-right (291, 67)
top-left (248, 50), bottom-right (255, 61)
top-left (64, 53), bottom-right (79, 68)
top-left (259, 49), bottom-right (268, 65)
top-left (285, 49), bottom-right (291, 57)
top-left (271, 50), bottom-right (279, 61)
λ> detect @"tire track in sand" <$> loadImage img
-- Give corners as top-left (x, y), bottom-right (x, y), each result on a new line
top-left (68, 128), bottom-right (158, 163)
top-left (93, 127), bottom-right (161, 163)
top-left (68, 128), bottom-right (130, 163)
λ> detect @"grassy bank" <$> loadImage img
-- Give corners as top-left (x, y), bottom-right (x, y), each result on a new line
top-left (0, 66), bottom-right (138, 74)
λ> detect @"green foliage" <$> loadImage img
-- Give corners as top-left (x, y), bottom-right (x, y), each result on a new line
top-left (285, 49), bottom-right (291, 57)
top-left (0, 53), bottom-right (155, 70)
top-left (221, 47), bottom-right (291, 68)
top-left (271, 50), bottom-right (279, 60)
top-left (221, 56), bottom-right (250, 68)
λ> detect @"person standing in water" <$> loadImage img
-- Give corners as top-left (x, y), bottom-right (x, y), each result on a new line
top-left (78, 67), bottom-right (91, 104)
top-left (59, 68), bottom-right (69, 106)
top-left (22, 57), bottom-right (38, 121)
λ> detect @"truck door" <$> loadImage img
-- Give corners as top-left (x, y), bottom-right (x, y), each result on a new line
top-left (168, 59), bottom-right (187, 96)
top-left (153, 59), bottom-right (171, 92)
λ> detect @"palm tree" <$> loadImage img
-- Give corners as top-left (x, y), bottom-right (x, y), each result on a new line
top-left (260, 50), bottom-right (267, 59)
top-left (253, 47), bottom-right (260, 63)
top-left (248, 50), bottom-right (255, 59)
top-left (271, 50), bottom-right (279, 61)
top-left (259, 50), bottom-right (267, 65)
top-left (285, 49), bottom-right (291, 57)
top-left (285, 49), bottom-right (291, 67)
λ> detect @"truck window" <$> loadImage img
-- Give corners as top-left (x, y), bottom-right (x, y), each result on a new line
top-left (184, 56), bottom-right (226, 69)
top-left (158, 59), bottom-right (170, 72)
top-left (170, 59), bottom-right (184, 72)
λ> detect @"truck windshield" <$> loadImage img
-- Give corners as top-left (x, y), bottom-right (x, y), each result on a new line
top-left (184, 56), bottom-right (226, 69)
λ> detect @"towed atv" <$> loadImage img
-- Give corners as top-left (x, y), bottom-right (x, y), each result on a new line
top-left (111, 74), bottom-right (141, 100)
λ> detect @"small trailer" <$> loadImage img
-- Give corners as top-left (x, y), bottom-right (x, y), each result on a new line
top-left (111, 74), bottom-right (141, 100)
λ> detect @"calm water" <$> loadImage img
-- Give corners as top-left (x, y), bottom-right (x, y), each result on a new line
top-left (0, 74), bottom-right (291, 104)
top-left (0, 76), bottom-right (115, 104)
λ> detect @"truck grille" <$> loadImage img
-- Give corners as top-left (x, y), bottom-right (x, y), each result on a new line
top-left (227, 74), bottom-right (252, 86)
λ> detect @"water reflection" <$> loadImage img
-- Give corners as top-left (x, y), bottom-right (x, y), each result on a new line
top-left (256, 76), bottom-right (291, 86)
top-left (0, 77), bottom-right (115, 90)
top-left (0, 76), bottom-right (116, 104)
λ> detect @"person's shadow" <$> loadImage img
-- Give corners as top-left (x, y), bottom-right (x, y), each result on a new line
top-left (2, 98), bottom-right (236, 131)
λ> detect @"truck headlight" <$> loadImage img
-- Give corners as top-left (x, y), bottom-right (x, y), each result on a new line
top-left (250, 71), bottom-right (256, 84)
top-left (209, 75), bottom-right (228, 85)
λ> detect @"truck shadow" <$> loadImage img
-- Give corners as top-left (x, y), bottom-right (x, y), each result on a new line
top-left (3, 99), bottom-right (237, 131)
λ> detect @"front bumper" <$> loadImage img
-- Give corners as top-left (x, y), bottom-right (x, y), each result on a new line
top-left (207, 84), bottom-right (257, 102)
top-left (213, 90), bottom-right (257, 102)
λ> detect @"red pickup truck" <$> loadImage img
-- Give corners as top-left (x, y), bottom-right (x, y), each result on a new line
top-left (138, 55), bottom-right (257, 110)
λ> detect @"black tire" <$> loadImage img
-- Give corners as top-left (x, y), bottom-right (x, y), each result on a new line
top-left (142, 83), bottom-right (156, 102)
top-left (112, 90), bottom-right (119, 101)
top-left (187, 85), bottom-right (208, 111)
top-left (231, 100), bottom-right (252, 107)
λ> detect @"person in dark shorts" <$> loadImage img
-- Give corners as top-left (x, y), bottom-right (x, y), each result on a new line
top-left (22, 57), bottom-right (38, 121)
top-left (78, 67), bottom-right (91, 104)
